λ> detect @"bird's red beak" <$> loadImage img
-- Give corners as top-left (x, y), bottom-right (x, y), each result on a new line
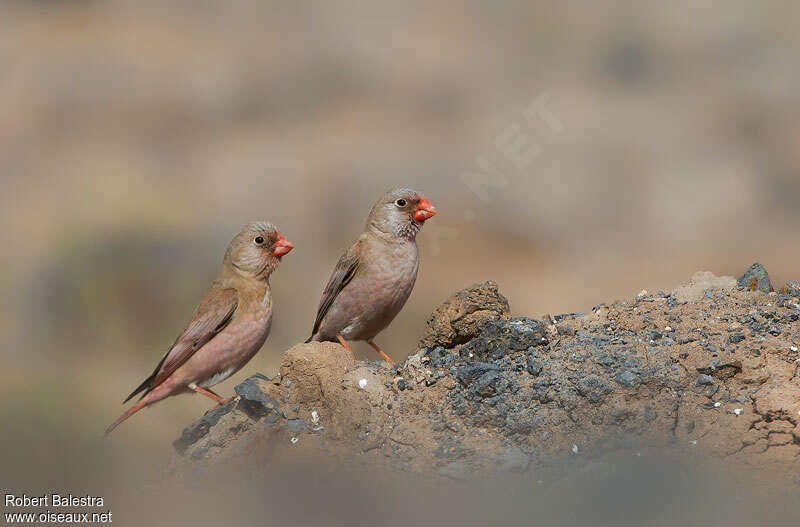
top-left (413, 197), bottom-right (437, 222)
top-left (273, 236), bottom-right (294, 257)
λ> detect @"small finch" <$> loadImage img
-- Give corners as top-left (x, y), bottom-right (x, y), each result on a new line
top-left (306, 188), bottom-right (436, 364)
top-left (105, 222), bottom-right (294, 435)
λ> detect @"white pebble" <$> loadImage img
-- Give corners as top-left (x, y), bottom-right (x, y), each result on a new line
top-left (290, 437), bottom-right (298, 444)
top-left (791, 346), bottom-right (798, 352)
top-left (690, 440), bottom-right (697, 446)
top-left (714, 402), bottom-right (721, 408)
top-left (311, 410), bottom-right (319, 424)
top-left (664, 326), bottom-right (673, 332)
top-left (358, 378), bottom-right (368, 389)
top-left (571, 444), bottom-right (579, 454)
top-left (734, 408), bottom-right (743, 416)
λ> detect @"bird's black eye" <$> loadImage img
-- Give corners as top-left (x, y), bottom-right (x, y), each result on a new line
top-left (254, 236), bottom-right (265, 245)
top-left (395, 199), bottom-right (407, 207)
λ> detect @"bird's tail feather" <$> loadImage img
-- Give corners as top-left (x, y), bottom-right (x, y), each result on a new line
top-left (104, 397), bottom-right (150, 437)
top-left (122, 375), bottom-right (153, 404)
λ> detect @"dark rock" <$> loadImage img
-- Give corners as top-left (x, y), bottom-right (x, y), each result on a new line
top-left (556, 324), bottom-right (575, 336)
top-left (592, 352), bottom-right (615, 367)
top-left (696, 360), bottom-right (742, 380)
top-left (286, 418), bottom-right (307, 434)
top-left (173, 402), bottom-right (235, 454)
top-left (425, 347), bottom-right (457, 369)
top-left (576, 376), bottom-right (613, 403)
top-left (729, 333), bottom-right (746, 344)
top-left (784, 281), bottom-right (800, 297)
top-left (525, 356), bottom-right (543, 376)
top-left (234, 376), bottom-right (280, 419)
top-left (738, 263), bottom-right (773, 293)
top-left (459, 317), bottom-right (548, 361)
top-left (694, 374), bottom-right (716, 387)
top-left (468, 371), bottom-right (507, 399)
top-left (450, 394), bottom-right (468, 415)
top-left (504, 408), bottom-right (539, 434)
top-left (452, 362), bottom-right (501, 386)
top-left (615, 371), bottom-right (642, 387)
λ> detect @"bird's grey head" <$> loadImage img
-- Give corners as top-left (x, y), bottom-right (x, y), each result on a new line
top-left (225, 222), bottom-right (294, 278)
top-left (366, 188), bottom-right (437, 240)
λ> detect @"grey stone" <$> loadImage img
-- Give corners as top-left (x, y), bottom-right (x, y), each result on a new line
top-left (694, 374), bottom-right (715, 387)
top-left (525, 356), bottom-right (543, 376)
top-left (615, 371), bottom-right (642, 387)
top-left (234, 376), bottom-right (281, 418)
top-left (576, 375), bottom-right (613, 403)
top-left (285, 418), bottom-right (307, 433)
top-left (738, 263), bottom-right (773, 293)
top-left (173, 402), bottom-right (235, 454)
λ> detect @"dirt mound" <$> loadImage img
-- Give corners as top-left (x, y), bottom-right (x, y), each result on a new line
top-left (171, 274), bottom-right (800, 486)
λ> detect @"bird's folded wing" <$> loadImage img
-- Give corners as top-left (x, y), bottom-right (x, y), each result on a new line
top-left (311, 240), bottom-right (361, 336)
top-left (125, 287), bottom-right (239, 402)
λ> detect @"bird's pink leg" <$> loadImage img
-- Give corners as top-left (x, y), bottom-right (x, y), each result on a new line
top-left (367, 340), bottom-right (396, 365)
top-left (204, 387), bottom-right (234, 404)
top-left (336, 334), bottom-right (357, 355)
top-left (189, 383), bottom-right (233, 405)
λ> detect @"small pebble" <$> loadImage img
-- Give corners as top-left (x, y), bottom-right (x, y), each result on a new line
top-left (290, 437), bottom-right (298, 444)
top-left (571, 444), bottom-right (579, 454)
top-left (714, 402), bottom-right (721, 408)
top-left (734, 408), bottom-right (743, 416)
top-left (358, 378), bottom-right (368, 389)
top-left (791, 346), bottom-right (798, 352)
top-left (311, 410), bottom-right (319, 424)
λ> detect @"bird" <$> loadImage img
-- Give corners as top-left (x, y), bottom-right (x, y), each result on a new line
top-left (306, 188), bottom-right (436, 364)
top-left (105, 222), bottom-right (294, 435)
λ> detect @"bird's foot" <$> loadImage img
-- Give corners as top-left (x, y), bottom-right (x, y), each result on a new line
top-left (189, 383), bottom-right (232, 405)
top-left (367, 340), bottom-right (396, 365)
top-left (336, 334), bottom-right (356, 355)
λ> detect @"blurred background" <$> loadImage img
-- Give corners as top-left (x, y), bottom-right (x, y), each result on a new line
top-left (1, 0), bottom-right (799, 509)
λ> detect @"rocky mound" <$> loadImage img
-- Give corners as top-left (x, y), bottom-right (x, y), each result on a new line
top-left (170, 271), bottom-right (800, 486)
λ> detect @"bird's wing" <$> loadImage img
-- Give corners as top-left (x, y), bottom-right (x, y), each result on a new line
top-left (309, 240), bottom-right (361, 338)
top-left (124, 286), bottom-right (239, 403)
